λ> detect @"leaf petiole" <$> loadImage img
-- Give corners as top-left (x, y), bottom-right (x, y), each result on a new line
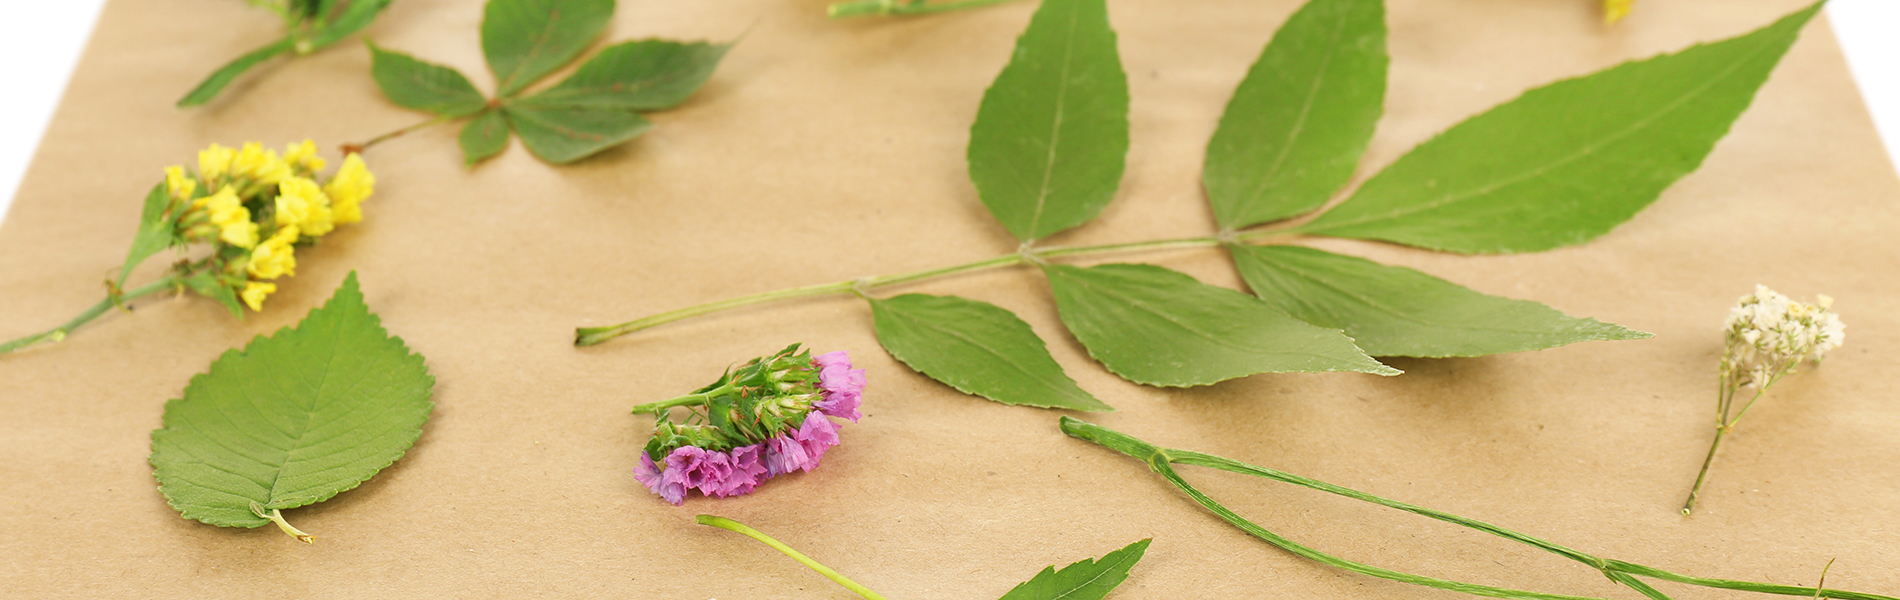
top-left (695, 515), bottom-right (890, 600)
top-left (345, 114), bottom-right (463, 155)
top-left (251, 503), bottom-right (315, 544)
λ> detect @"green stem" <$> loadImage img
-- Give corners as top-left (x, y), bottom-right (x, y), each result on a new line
top-left (630, 389), bottom-right (723, 414)
top-left (695, 515), bottom-right (890, 600)
top-left (1060, 417), bottom-right (1898, 600)
top-left (346, 114), bottom-right (458, 154)
top-left (1681, 423), bottom-right (1728, 516)
top-left (1, 277), bottom-right (180, 355)
top-left (827, 0), bottom-right (1022, 19)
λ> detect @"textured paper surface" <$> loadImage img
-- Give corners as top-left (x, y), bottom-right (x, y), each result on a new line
top-left (2, 0), bottom-right (1897, 597)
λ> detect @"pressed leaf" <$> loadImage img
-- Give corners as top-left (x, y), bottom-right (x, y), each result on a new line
top-left (967, 0), bottom-right (1129, 242)
top-left (368, 43), bottom-right (491, 117)
top-left (524, 39), bottom-right (732, 111)
top-left (119, 185), bottom-right (180, 289)
top-left (150, 273), bottom-right (434, 529)
top-left (180, 271), bottom-right (243, 317)
top-left (1300, 2), bottom-right (1822, 253)
top-left (459, 109), bottom-right (512, 165)
top-left (1230, 244), bottom-right (1649, 358)
top-left (1204, 0), bottom-right (1386, 230)
top-left (1042, 263), bottom-right (1397, 387)
top-left (308, 0), bottom-right (394, 47)
top-left (504, 104), bottom-right (652, 164)
top-left (869, 294), bottom-right (1109, 412)
top-left (177, 37), bottom-right (297, 107)
top-left (997, 539), bottom-right (1150, 600)
top-left (483, 0), bottom-right (615, 97)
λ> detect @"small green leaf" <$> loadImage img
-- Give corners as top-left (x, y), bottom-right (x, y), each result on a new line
top-left (524, 39), bottom-right (732, 111)
top-left (967, 0), bottom-right (1129, 242)
top-left (483, 0), bottom-right (615, 97)
top-left (176, 37), bottom-right (297, 107)
top-left (869, 294), bottom-right (1110, 412)
top-left (503, 104), bottom-right (652, 164)
top-left (1300, 2), bottom-right (1822, 253)
top-left (1204, 0), bottom-right (1386, 230)
top-left (308, 0), bottom-right (394, 47)
top-left (368, 42), bottom-right (491, 117)
top-left (150, 273), bottom-right (434, 531)
top-left (1043, 263), bottom-right (1397, 387)
top-left (459, 110), bottom-right (512, 165)
top-left (180, 271), bottom-right (243, 317)
top-left (1229, 244), bottom-right (1649, 358)
top-left (119, 185), bottom-right (181, 289)
top-left (998, 539), bottom-right (1150, 600)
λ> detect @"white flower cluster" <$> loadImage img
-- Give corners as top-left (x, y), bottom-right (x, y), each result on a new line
top-left (1723, 285), bottom-right (1844, 384)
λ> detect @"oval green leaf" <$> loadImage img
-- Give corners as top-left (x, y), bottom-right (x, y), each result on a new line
top-left (525, 39), bottom-right (732, 111)
top-left (459, 109), bottom-right (511, 165)
top-left (119, 184), bottom-right (181, 289)
top-left (483, 0), bottom-right (614, 97)
top-left (1043, 263), bottom-right (1397, 387)
top-left (308, 0), bottom-right (394, 47)
top-left (368, 42), bottom-right (491, 117)
top-left (1204, 0), bottom-right (1386, 230)
top-left (176, 37), bottom-right (296, 108)
top-left (150, 273), bottom-right (434, 530)
top-left (1300, 2), bottom-right (1822, 253)
top-left (502, 104), bottom-right (653, 164)
top-left (967, 0), bottom-right (1129, 243)
top-left (869, 293), bottom-right (1109, 412)
top-left (997, 539), bottom-right (1150, 600)
top-left (1230, 244), bottom-right (1649, 358)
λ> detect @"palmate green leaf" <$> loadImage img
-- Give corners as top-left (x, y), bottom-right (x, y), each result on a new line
top-left (119, 184), bottom-right (181, 289)
top-left (308, 0), bottom-right (395, 47)
top-left (967, 0), bottom-right (1129, 243)
top-left (176, 37), bottom-right (297, 108)
top-left (1299, 2), bottom-right (1822, 254)
top-left (997, 539), bottom-right (1150, 600)
top-left (868, 294), bottom-right (1109, 411)
top-left (1230, 244), bottom-right (1648, 358)
top-left (524, 40), bottom-right (732, 111)
top-left (150, 273), bottom-right (433, 531)
top-left (368, 42), bottom-right (491, 117)
top-left (1204, 0), bottom-right (1385, 230)
top-left (483, 0), bottom-right (615, 97)
top-left (460, 109), bottom-right (512, 165)
top-left (1042, 263), bottom-right (1397, 387)
top-left (504, 104), bottom-right (653, 164)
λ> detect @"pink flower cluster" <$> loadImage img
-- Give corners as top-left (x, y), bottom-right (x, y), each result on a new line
top-left (634, 351), bottom-right (867, 505)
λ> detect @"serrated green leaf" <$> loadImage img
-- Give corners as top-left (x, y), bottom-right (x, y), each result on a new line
top-left (503, 104), bottom-right (652, 164)
top-left (869, 294), bottom-right (1110, 411)
top-left (524, 39), bottom-right (731, 111)
top-left (998, 539), bottom-right (1149, 600)
top-left (181, 271), bottom-right (243, 317)
top-left (483, 0), bottom-right (615, 97)
top-left (1042, 263), bottom-right (1397, 387)
top-left (1300, 2), bottom-right (1821, 253)
top-left (177, 37), bottom-right (297, 107)
top-left (967, 0), bottom-right (1128, 242)
top-left (119, 184), bottom-right (180, 289)
top-left (308, 0), bottom-right (393, 47)
top-left (1204, 0), bottom-right (1386, 230)
top-left (1229, 244), bottom-right (1650, 358)
top-left (459, 110), bottom-right (512, 165)
top-left (368, 42), bottom-right (491, 117)
top-left (150, 272), bottom-right (433, 530)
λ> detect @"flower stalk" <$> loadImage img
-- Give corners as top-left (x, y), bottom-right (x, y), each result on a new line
top-left (696, 515), bottom-right (891, 600)
top-left (0, 276), bottom-right (181, 354)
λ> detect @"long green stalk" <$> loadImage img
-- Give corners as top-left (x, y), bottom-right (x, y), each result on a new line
top-left (1, 276), bottom-right (181, 354)
top-left (696, 515), bottom-right (891, 600)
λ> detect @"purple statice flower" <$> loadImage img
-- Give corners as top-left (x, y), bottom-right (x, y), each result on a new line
top-left (636, 452), bottom-right (687, 505)
top-left (662, 446), bottom-right (711, 498)
top-left (812, 351), bottom-right (865, 422)
top-left (795, 413), bottom-right (840, 468)
top-left (712, 444), bottom-right (770, 497)
top-left (692, 450), bottom-right (737, 497)
top-left (764, 433), bottom-right (811, 477)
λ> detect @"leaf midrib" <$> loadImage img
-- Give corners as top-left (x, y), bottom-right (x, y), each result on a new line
top-left (882, 302), bottom-right (1089, 404)
top-left (1057, 268), bottom-right (1346, 362)
top-left (1023, 0), bottom-right (1085, 242)
top-left (1040, 551), bottom-right (1140, 600)
top-left (1233, 4), bottom-right (1353, 221)
top-left (1252, 250), bottom-right (1593, 335)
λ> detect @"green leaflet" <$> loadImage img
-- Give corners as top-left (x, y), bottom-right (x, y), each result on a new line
top-left (868, 294), bottom-right (1109, 412)
top-left (1204, 0), bottom-right (1386, 230)
top-left (483, 0), bottom-right (615, 97)
top-left (308, 0), bottom-right (394, 47)
top-left (180, 270), bottom-right (243, 317)
top-left (176, 38), bottom-right (297, 108)
top-left (150, 273), bottom-right (434, 534)
top-left (119, 185), bottom-right (181, 289)
top-left (1042, 263), bottom-right (1397, 387)
top-left (367, 43), bottom-right (490, 117)
top-left (177, 0), bottom-right (393, 107)
top-left (967, 0), bottom-right (1129, 243)
top-left (998, 539), bottom-right (1150, 600)
top-left (367, 0), bottom-right (729, 164)
top-left (1230, 244), bottom-right (1649, 357)
top-left (1300, 2), bottom-right (1823, 254)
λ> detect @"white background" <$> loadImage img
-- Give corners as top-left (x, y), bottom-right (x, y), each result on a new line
top-left (2, 1), bottom-right (1899, 224)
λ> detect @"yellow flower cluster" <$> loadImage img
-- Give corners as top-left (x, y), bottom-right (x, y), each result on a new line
top-left (164, 140), bottom-right (375, 312)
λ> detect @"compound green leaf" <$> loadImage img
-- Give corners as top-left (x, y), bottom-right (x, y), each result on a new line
top-left (967, 0), bottom-right (1128, 243)
top-left (1204, 0), bottom-right (1386, 230)
top-left (503, 104), bottom-right (652, 164)
top-left (177, 37), bottom-right (296, 108)
top-left (150, 273), bottom-right (434, 531)
top-left (459, 109), bottom-right (512, 165)
top-left (483, 0), bottom-right (615, 97)
top-left (997, 539), bottom-right (1150, 600)
top-left (309, 0), bottom-right (394, 47)
top-left (1299, 2), bottom-right (1821, 253)
top-left (869, 294), bottom-right (1109, 411)
top-left (119, 184), bottom-right (181, 289)
top-left (1043, 263), bottom-right (1397, 387)
top-left (1230, 244), bottom-right (1649, 358)
top-left (525, 39), bottom-right (731, 111)
top-left (368, 42), bottom-right (491, 117)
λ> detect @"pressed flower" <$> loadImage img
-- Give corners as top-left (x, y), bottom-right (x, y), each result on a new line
top-left (247, 225), bottom-right (300, 280)
top-left (198, 144), bottom-right (236, 185)
top-left (275, 177), bottom-right (336, 237)
top-left (324, 153), bottom-right (374, 225)
top-left (165, 166), bottom-right (197, 203)
top-left (232, 142), bottom-right (291, 187)
top-left (283, 139), bottom-right (325, 174)
top-left (202, 185), bottom-right (258, 249)
top-left (813, 351), bottom-right (865, 422)
top-left (241, 281), bottom-right (276, 312)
